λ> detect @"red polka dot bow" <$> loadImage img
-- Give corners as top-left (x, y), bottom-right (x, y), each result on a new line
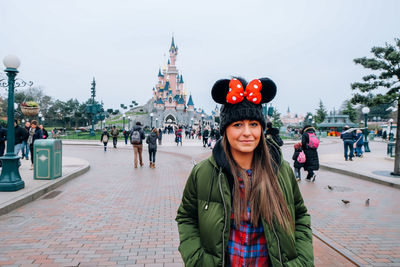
top-left (226, 78), bottom-right (262, 104)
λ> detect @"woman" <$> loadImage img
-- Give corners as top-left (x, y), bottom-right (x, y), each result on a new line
top-left (146, 128), bottom-right (159, 168)
top-left (176, 77), bottom-right (313, 266)
top-left (27, 120), bottom-right (43, 169)
top-left (39, 125), bottom-right (48, 139)
top-left (301, 125), bottom-right (319, 181)
top-left (101, 129), bottom-right (110, 152)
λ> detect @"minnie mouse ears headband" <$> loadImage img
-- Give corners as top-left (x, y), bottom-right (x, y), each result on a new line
top-left (211, 77), bottom-right (277, 105)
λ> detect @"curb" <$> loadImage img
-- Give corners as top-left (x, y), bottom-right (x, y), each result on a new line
top-left (0, 163), bottom-right (90, 216)
top-left (312, 228), bottom-right (362, 266)
top-left (320, 163), bottom-right (400, 190)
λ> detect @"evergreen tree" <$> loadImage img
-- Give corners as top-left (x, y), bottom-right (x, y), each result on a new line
top-left (341, 100), bottom-right (358, 122)
top-left (271, 108), bottom-right (283, 129)
top-left (314, 100), bottom-right (328, 123)
top-left (350, 38), bottom-right (400, 175)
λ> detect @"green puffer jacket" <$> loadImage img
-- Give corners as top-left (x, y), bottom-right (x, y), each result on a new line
top-left (176, 140), bottom-right (314, 267)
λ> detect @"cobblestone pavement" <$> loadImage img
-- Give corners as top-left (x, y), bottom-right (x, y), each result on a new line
top-left (281, 143), bottom-right (400, 267)
top-left (0, 136), bottom-right (391, 266)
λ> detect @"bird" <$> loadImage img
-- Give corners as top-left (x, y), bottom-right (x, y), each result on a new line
top-left (342, 199), bottom-right (350, 204)
top-left (365, 199), bottom-right (370, 206)
top-left (327, 185), bottom-right (333, 190)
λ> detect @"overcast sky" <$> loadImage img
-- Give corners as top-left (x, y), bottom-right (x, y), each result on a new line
top-left (1, 0), bottom-right (399, 116)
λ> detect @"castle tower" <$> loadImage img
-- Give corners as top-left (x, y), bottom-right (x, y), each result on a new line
top-left (168, 37), bottom-right (178, 96)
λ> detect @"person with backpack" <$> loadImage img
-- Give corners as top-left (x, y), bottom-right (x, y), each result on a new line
top-left (175, 126), bottom-right (183, 146)
top-left (123, 128), bottom-right (130, 145)
top-left (301, 125), bottom-right (319, 182)
top-left (292, 142), bottom-right (305, 182)
top-left (101, 129), bottom-right (110, 151)
top-left (130, 122), bottom-right (146, 168)
top-left (354, 129), bottom-right (364, 157)
top-left (202, 127), bottom-right (209, 147)
top-left (146, 128), bottom-right (159, 168)
top-left (176, 77), bottom-right (313, 266)
top-left (340, 125), bottom-right (357, 161)
top-left (265, 121), bottom-right (284, 146)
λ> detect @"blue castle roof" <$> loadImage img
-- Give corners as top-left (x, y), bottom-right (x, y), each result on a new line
top-left (177, 95), bottom-right (185, 105)
top-left (157, 98), bottom-right (164, 104)
top-left (187, 94), bottom-right (194, 106)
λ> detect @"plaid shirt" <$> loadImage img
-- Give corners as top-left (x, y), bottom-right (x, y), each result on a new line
top-left (228, 169), bottom-right (270, 267)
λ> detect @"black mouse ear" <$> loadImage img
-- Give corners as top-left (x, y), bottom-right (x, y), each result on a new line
top-left (211, 79), bottom-right (230, 104)
top-left (259, 78), bottom-right (277, 104)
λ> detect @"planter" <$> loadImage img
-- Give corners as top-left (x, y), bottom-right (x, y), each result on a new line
top-left (21, 106), bottom-right (40, 116)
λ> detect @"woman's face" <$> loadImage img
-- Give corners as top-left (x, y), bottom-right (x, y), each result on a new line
top-left (226, 120), bottom-right (262, 154)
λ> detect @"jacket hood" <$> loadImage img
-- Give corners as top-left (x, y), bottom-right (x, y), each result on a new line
top-left (133, 125), bottom-right (142, 131)
top-left (303, 126), bottom-right (316, 133)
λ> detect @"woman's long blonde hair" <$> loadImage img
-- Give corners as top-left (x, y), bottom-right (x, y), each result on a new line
top-left (222, 132), bottom-right (294, 232)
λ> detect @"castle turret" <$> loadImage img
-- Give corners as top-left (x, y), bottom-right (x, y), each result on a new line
top-left (187, 94), bottom-right (194, 112)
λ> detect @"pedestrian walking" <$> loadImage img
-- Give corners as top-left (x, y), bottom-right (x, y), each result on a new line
top-left (146, 128), bottom-right (159, 168)
top-left (354, 129), bottom-right (364, 157)
top-left (176, 77), bottom-right (313, 266)
top-left (158, 128), bottom-right (162, 145)
top-left (130, 122), bottom-right (146, 168)
top-left (301, 125), bottom-right (319, 181)
top-left (101, 129), bottom-right (110, 151)
top-left (27, 120), bottom-right (43, 170)
top-left (110, 126), bottom-right (119, 148)
top-left (292, 142), bottom-right (305, 181)
top-left (14, 120), bottom-right (24, 157)
top-left (123, 128), bottom-right (129, 145)
top-left (202, 127), bottom-right (209, 147)
top-left (175, 126), bottom-right (183, 146)
top-left (21, 121), bottom-right (30, 160)
top-left (0, 123), bottom-right (6, 167)
top-left (340, 125), bottom-right (356, 161)
top-left (265, 121), bottom-right (283, 146)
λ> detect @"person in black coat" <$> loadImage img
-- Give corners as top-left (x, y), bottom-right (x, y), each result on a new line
top-left (292, 142), bottom-right (305, 181)
top-left (14, 120), bottom-right (24, 157)
top-left (265, 121), bottom-right (283, 146)
top-left (340, 125), bottom-right (357, 161)
top-left (27, 120), bottom-right (43, 169)
top-left (301, 125), bottom-right (319, 182)
top-left (100, 129), bottom-right (110, 151)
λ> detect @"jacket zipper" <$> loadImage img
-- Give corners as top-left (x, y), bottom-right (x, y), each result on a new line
top-left (218, 168), bottom-right (227, 267)
top-left (272, 224), bottom-right (283, 266)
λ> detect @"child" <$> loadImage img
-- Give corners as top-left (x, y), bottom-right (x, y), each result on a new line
top-left (292, 142), bottom-right (305, 181)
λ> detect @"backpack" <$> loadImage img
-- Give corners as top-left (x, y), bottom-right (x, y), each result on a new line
top-left (102, 134), bottom-right (108, 143)
top-left (307, 132), bottom-right (319, 149)
top-left (297, 151), bottom-right (306, 164)
top-left (130, 130), bottom-right (141, 145)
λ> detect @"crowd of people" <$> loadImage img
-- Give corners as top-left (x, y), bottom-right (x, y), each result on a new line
top-left (0, 120), bottom-right (48, 170)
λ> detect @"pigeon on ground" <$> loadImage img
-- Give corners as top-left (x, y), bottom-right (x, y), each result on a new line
top-left (327, 185), bottom-right (333, 190)
top-left (365, 199), bottom-right (370, 206)
top-left (342, 199), bottom-right (350, 204)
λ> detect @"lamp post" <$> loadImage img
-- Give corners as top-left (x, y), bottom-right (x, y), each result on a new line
top-left (155, 117), bottom-right (158, 128)
top-left (0, 55), bottom-right (31, 191)
top-left (389, 118), bottom-right (394, 141)
top-left (150, 113), bottom-right (154, 129)
top-left (122, 114), bottom-right (126, 130)
top-left (38, 112), bottom-right (43, 125)
top-left (191, 117), bottom-right (193, 126)
top-left (103, 120), bottom-right (106, 130)
top-left (362, 107), bottom-right (371, 152)
top-left (128, 116), bottom-right (131, 129)
top-left (308, 115), bottom-right (313, 125)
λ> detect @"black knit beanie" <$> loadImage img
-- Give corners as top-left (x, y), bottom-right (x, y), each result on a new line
top-left (211, 77), bottom-right (277, 135)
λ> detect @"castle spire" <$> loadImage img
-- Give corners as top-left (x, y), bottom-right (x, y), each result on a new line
top-left (169, 36), bottom-right (176, 52)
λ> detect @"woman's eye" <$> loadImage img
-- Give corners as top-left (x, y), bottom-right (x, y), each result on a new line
top-left (233, 123), bottom-right (242, 127)
top-left (250, 122), bottom-right (259, 127)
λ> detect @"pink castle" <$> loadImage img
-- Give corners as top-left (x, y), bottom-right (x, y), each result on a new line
top-left (151, 37), bottom-right (196, 126)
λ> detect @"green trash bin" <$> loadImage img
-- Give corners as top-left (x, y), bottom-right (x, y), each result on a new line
top-left (33, 139), bottom-right (62, 180)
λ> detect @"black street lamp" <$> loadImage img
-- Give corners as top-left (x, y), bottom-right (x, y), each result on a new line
top-left (128, 116), bottom-right (131, 129)
top-left (0, 55), bottom-right (32, 191)
top-left (150, 113), bottom-right (154, 128)
top-left (389, 118), bottom-right (394, 141)
top-left (155, 117), bottom-right (158, 128)
top-left (362, 107), bottom-right (371, 152)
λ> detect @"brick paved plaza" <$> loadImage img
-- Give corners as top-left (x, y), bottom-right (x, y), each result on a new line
top-left (0, 136), bottom-right (399, 266)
